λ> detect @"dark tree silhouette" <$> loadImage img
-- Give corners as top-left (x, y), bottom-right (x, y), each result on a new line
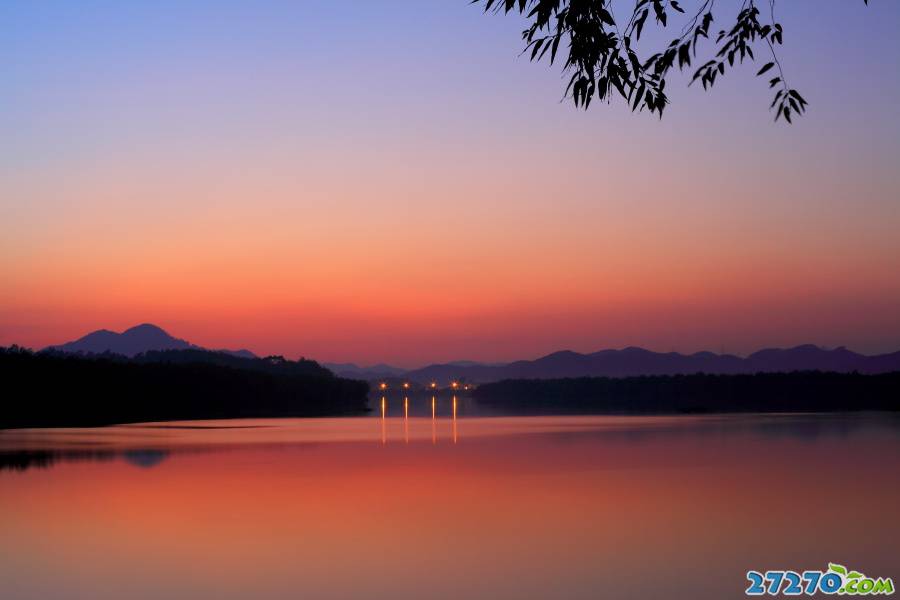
top-left (475, 0), bottom-right (869, 121)
top-left (0, 346), bottom-right (370, 428)
top-left (473, 371), bottom-right (900, 414)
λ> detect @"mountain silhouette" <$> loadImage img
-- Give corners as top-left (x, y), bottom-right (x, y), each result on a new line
top-left (323, 362), bottom-right (405, 379)
top-left (43, 329), bottom-right (900, 383)
top-left (46, 324), bottom-right (256, 359)
top-left (398, 345), bottom-right (900, 384)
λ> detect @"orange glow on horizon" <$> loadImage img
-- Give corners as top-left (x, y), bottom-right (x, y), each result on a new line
top-left (3, 127), bottom-right (899, 365)
top-left (3, 1), bottom-right (900, 367)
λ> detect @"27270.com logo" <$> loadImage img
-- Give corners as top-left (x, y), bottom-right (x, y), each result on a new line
top-left (746, 563), bottom-right (894, 596)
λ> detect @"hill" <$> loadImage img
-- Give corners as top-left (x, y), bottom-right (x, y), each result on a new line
top-left (46, 323), bottom-right (256, 359)
top-left (323, 362), bottom-right (405, 380)
top-left (401, 345), bottom-right (900, 384)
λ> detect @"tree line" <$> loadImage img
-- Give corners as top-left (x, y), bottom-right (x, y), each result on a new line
top-left (0, 346), bottom-right (370, 428)
top-left (472, 371), bottom-right (900, 414)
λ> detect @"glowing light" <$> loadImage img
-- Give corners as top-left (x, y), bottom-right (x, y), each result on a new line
top-left (402, 382), bottom-right (410, 390)
top-left (451, 381), bottom-right (459, 389)
top-left (452, 395), bottom-right (458, 444)
top-left (403, 397), bottom-right (409, 444)
top-left (431, 396), bottom-right (436, 444)
top-left (379, 382), bottom-right (388, 391)
top-left (380, 396), bottom-right (386, 445)
top-left (429, 382), bottom-right (437, 389)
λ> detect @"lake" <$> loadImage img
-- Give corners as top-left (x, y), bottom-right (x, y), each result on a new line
top-left (1, 410), bottom-right (898, 599)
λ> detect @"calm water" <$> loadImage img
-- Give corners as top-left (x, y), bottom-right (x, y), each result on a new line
top-left (1, 411), bottom-right (898, 599)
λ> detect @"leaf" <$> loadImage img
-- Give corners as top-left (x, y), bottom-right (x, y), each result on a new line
top-left (789, 89), bottom-right (808, 106)
top-left (599, 8), bottom-right (615, 26)
top-left (757, 62), bottom-right (774, 76)
top-left (633, 82), bottom-right (646, 110)
top-left (635, 10), bottom-right (649, 40)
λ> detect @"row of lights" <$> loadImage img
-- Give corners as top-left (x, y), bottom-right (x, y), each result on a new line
top-left (378, 381), bottom-right (470, 391)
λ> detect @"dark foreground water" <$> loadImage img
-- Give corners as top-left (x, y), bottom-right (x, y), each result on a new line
top-left (1, 411), bottom-right (898, 599)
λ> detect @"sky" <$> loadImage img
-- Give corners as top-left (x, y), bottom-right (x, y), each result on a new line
top-left (2, 0), bottom-right (899, 366)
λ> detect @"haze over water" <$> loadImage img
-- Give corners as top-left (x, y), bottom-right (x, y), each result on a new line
top-left (2, 412), bottom-right (898, 599)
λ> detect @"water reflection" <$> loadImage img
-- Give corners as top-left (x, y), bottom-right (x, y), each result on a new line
top-left (3, 413), bottom-right (898, 472)
top-left (1, 414), bottom-right (898, 600)
top-left (122, 449), bottom-right (170, 468)
top-left (374, 394), bottom-right (466, 445)
top-left (0, 448), bottom-right (170, 472)
top-left (452, 395), bottom-right (458, 444)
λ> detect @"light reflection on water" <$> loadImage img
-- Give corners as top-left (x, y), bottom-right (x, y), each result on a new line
top-left (1, 413), bottom-right (898, 599)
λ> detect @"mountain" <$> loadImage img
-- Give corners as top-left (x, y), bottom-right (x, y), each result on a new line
top-left (400, 345), bottom-right (900, 384)
top-left (45, 324), bottom-right (256, 359)
top-left (42, 329), bottom-right (900, 384)
top-left (323, 362), bottom-right (406, 380)
top-left (323, 360), bottom-right (513, 381)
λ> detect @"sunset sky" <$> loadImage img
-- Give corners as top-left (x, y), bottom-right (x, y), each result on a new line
top-left (3, 1), bottom-right (899, 366)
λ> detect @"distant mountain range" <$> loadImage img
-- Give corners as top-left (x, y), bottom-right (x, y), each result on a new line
top-left (43, 325), bottom-right (900, 383)
top-left (323, 360), bottom-right (508, 380)
top-left (322, 362), bottom-right (406, 380)
top-left (336, 345), bottom-right (900, 384)
top-left (405, 344), bottom-right (900, 383)
top-left (45, 324), bottom-right (256, 359)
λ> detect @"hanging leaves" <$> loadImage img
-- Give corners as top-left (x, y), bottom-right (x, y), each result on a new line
top-left (475, 0), bottom-right (869, 122)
